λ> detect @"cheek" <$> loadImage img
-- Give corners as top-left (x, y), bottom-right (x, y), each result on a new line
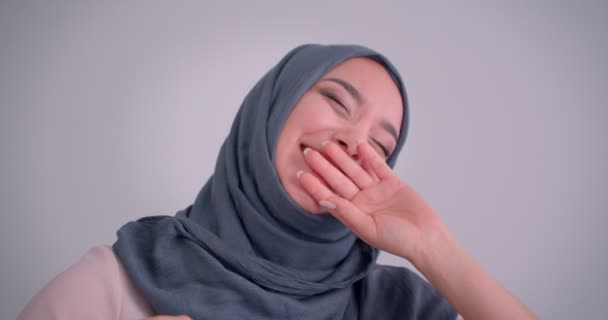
top-left (274, 102), bottom-right (332, 174)
top-left (275, 94), bottom-right (338, 160)
top-left (288, 100), bottom-right (338, 133)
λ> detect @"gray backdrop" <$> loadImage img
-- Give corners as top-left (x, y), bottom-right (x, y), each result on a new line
top-left (1, 1), bottom-right (607, 319)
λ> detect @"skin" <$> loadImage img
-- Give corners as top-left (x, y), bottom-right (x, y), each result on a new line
top-left (290, 58), bottom-right (537, 319)
top-left (274, 57), bottom-right (403, 214)
top-left (151, 57), bottom-right (537, 319)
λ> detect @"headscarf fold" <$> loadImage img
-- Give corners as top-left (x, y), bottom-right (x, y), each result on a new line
top-left (114, 44), bottom-right (456, 319)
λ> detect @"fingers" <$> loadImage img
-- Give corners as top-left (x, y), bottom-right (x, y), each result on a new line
top-left (303, 141), bottom-right (380, 199)
top-left (298, 171), bottom-right (377, 241)
top-left (322, 195), bottom-right (378, 242)
top-left (361, 156), bottom-right (380, 183)
top-left (303, 141), bottom-right (392, 198)
top-left (357, 142), bottom-right (395, 180)
top-left (303, 147), bottom-right (360, 200)
top-left (322, 141), bottom-right (376, 189)
top-left (296, 168), bottom-right (335, 202)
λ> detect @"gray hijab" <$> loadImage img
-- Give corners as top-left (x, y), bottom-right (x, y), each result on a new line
top-left (113, 44), bottom-right (457, 319)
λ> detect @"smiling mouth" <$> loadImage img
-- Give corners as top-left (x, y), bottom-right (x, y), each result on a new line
top-left (297, 143), bottom-right (334, 190)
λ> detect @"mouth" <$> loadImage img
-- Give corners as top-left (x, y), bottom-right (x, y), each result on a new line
top-left (297, 143), bottom-right (334, 189)
top-left (298, 143), bottom-right (315, 170)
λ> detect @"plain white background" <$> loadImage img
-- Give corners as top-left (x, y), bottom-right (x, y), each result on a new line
top-left (1, 1), bottom-right (607, 319)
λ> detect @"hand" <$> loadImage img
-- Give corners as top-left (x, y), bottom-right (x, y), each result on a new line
top-left (299, 142), bottom-right (539, 319)
top-left (146, 316), bottom-right (192, 320)
top-left (298, 141), bottom-right (448, 263)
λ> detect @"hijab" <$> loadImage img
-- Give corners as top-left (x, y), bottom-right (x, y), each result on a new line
top-left (113, 44), bottom-right (457, 319)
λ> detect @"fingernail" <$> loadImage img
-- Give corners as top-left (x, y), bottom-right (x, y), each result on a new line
top-left (303, 147), bottom-right (311, 155)
top-left (296, 170), bottom-right (303, 178)
top-left (318, 200), bottom-right (336, 209)
top-left (357, 140), bottom-right (364, 145)
top-left (321, 140), bottom-right (330, 148)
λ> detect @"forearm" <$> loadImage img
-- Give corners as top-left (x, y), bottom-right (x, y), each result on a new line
top-left (411, 229), bottom-right (537, 320)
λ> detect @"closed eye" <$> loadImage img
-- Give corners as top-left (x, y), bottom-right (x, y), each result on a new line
top-left (371, 137), bottom-right (390, 158)
top-left (321, 90), bottom-right (350, 115)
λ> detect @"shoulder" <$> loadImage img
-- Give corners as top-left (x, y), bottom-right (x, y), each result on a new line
top-left (18, 245), bottom-right (153, 320)
top-left (359, 264), bottom-right (459, 320)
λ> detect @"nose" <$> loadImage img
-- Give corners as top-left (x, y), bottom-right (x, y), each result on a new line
top-left (331, 129), bottom-right (364, 162)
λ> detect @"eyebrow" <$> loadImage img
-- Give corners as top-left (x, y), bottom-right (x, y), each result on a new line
top-left (321, 77), bottom-right (400, 142)
top-left (323, 77), bottom-right (363, 104)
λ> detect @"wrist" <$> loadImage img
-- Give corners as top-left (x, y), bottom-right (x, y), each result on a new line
top-left (409, 224), bottom-right (461, 276)
top-left (404, 223), bottom-right (538, 319)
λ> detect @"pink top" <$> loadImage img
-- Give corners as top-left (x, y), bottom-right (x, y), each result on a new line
top-left (18, 245), bottom-right (154, 320)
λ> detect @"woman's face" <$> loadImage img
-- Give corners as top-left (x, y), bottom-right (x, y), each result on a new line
top-left (274, 57), bottom-right (404, 214)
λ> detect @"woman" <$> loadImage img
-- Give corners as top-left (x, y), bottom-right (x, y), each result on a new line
top-left (19, 44), bottom-right (536, 319)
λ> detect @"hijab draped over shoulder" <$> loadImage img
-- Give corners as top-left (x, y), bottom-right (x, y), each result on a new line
top-left (113, 44), bottom-right (457, 319)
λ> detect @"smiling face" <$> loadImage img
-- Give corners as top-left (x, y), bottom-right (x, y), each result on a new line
top-left (274, 57), bottom-right (404, 214)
